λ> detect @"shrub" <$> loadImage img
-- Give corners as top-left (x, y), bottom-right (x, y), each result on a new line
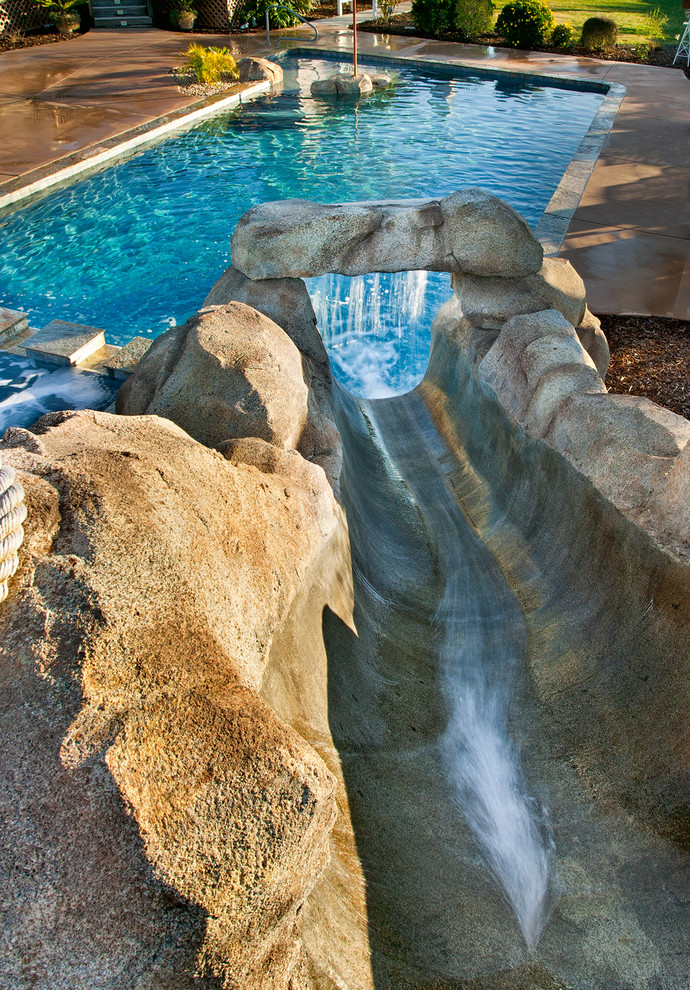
top-left (411, 0), bottom-right (462, 35)
top-left (551, 22), bottom-right (575, 49)
top-left (640, 6), bottom-right (668, 44)
top-left (184, 44), bottom-right (239, 83)
top-left (495, 0), bottom-right (555, 48)
top-left (239, 0), bottom-right (312, 29)
top-left (581, 16), bottom-right (618, 50)
top-left (456, 0), bottom-right (494, 36)
top-left (411, 0), bottom-right (493, 37)
top-left (378, 0), bottom-right (400, 20)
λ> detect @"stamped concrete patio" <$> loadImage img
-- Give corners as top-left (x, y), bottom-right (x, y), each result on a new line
top-left (0, 14), bottom-right (688, 317)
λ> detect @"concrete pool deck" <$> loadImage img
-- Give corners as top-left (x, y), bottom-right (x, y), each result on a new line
top-left (0, 16), bottom-right (688, 318)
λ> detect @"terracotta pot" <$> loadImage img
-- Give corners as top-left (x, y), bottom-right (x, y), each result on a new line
top-left (178, 9), bottom-right (196, 29)
top-left (54, 11), bottom-right (80, 34)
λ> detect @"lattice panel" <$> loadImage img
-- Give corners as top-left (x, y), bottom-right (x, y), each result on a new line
top-left (196, 0), bottom-right (249, 31)
top-left (0, 0), bottom-right (44, 35)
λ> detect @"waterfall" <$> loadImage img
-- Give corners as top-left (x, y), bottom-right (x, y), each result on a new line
top-left (306, 270), bottom-right (440, 398)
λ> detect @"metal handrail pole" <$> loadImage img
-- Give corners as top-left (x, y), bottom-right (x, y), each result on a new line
top-left (265, 4), bottom-right (319, 45)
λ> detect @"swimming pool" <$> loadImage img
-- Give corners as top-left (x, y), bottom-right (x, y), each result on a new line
top-left (0, 53), bottom-right (605, 397)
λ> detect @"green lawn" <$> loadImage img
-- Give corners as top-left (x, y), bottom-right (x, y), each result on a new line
top-left (545, 0), bottom-right (686, 45)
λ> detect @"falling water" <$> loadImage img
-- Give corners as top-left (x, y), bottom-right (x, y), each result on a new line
top-left (306, 270), bottom-right (442, 397)
top-left (319, 274), bottom-right (557, 948)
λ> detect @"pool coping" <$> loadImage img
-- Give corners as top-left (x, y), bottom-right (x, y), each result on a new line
top-left (0, 45), bottom-right (625, 249)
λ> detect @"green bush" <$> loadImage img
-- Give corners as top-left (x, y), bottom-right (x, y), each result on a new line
top-left (411, 0), bottom-right (493, 37)
top-left (411, 0), bottom-right (461, 35)
top-left (580, 15), bottom-right (618, 50)
top-left (240, 0), bottom-right (313, 29)
top-left (495, 0), bottom-right (555, 47)
top-left (551, 21), bottom-right (574, 49)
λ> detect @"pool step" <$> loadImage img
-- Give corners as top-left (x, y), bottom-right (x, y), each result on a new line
top-left (103, 336), bottom-right (152, 381)
top-left (23, 320), bottom-right (107, 367)
top-left (17, 319), bottom-right (151, 381)
top-left (0, 308), bottom-right (28, 345)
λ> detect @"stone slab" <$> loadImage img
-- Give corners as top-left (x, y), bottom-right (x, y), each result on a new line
top-left (23, 319), bottom-right (106, 366)
top-left (0, 307), bottom-right (28, 344)
top-left (103, 336), bottom-right (152, 380)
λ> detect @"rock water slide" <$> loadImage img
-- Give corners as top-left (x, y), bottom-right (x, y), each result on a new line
top-left (1, 190), bottom-right (689, 989)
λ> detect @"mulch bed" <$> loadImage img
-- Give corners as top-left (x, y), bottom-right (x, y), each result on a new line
top-left (0, 30), bottom-right (86, 53)
top-left (602, 315), bottom-right (690, 421)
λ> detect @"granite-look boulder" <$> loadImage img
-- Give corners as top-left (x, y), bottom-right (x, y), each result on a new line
top-left (576, 307), bottom-right (610, 380)
top-left (117, 301), bottom-right (309, 452)
top-left (238, 56), bottom-right (283, 85)
top-left (546, 393), bottom-right (690, 523)
top-left (231, 190), bottom-right (543, 281)
top-left (0, 410), bottom-right (344, 989)
top-left (204, 264), bottom-right (328, 368)
top-left (429, 294), bottom-right (498, 368)
top-left (451, 257), bottom-right (587, 331)
top-left (311, 73), bottom-right (373, 96)
top-left (478, 309), bottom-right (605, 428)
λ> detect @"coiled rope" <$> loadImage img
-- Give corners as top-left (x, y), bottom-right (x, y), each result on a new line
top-left (0, 462), bottom-right (26, 603)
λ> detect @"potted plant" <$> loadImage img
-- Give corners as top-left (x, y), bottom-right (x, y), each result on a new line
top-left (170, 0), bottom-right (198, 30)
top-left (32, 0), bottom-right (84, 35)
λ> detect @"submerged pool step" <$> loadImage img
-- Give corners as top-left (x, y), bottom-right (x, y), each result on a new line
top-left (21, 320), bottom-right (151, 383)
top-left (0, 308), bottom-right (28, 346)
top-left (102, 336), bottom-right (152, 381)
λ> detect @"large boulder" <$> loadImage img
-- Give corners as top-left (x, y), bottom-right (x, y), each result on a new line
top-left (231, 190), bottom-right (543, 281)
top-left (311, 73), bottom-right (374, 97)
top-left (477, 309), bottom-right (606, 437)
top-left (450, 257), bottom-right (587, 331)
top-left (547, 392), bottom-right (690, 525)
top-left (117, 302), bottom-right (309, 452)
top-left (117, 301), bottom-right (341, 492)
top-left (203, 264), bottom-right (328, 368)
top-left (238, 56), bottom-right (283, 86)
top-left (0, 410), bottom-right (345, 989)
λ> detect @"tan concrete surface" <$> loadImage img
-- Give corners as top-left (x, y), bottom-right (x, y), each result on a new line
top-left (0, 19), bottom-right (688, 316)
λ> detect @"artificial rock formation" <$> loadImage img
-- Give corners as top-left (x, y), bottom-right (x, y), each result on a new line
top-left (0, 409), bottom-right (352, 990)
top-left (117, 301), bottom-right (341, 489)
top-left (237, 56), bottom-right (283, 86)
top-left (231, 189), bottom-right (544, 281)
top-left (203, 264), bottom-right (329, 368)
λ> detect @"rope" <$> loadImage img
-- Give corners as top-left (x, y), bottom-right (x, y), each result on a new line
top-left (0, 459), bottom-right (26, 604)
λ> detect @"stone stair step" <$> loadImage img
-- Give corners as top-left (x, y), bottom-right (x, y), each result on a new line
top-left (92, 4), bottom-right (149, 13)
top-left (0, 308), bottom-right (28, 345)
top-left (23, 320), bottom-right (106, 367)
top-left (103, 336), bottom-right (152, 381)
top-left (93, 14), bottom-right (152, 26)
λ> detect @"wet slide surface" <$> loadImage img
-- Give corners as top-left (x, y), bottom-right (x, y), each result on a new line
top-left (324, 384), bottom-right (690, 989)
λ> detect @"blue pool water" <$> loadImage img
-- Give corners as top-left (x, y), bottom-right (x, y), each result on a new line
top-left (0, 54), bottom-right (604, 399)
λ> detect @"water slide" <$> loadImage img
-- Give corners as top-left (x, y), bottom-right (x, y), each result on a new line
top-left (289, 344), bottom-right (690, 989)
